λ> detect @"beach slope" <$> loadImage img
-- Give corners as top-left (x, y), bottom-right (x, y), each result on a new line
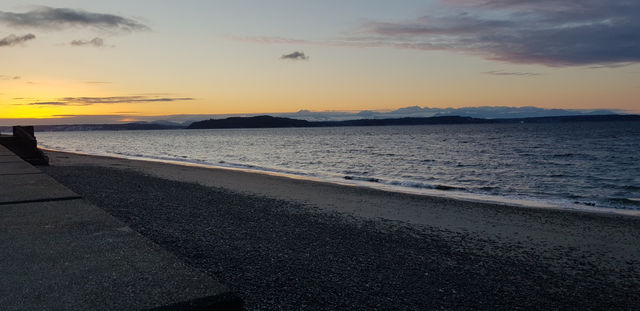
top-left (43, 150), bottom-right (640, 310)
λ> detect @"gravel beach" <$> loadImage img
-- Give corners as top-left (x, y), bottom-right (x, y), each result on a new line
top-left (42, 151), bottom-right (640, 310)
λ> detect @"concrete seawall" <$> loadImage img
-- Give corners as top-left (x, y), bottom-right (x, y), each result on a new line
top-left (0, 126), bottom-right (49, 165)
top-left (0, 144), bottom-right (242, 310)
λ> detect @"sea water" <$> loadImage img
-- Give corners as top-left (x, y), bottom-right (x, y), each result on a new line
top-left (37, 121), bottom-right (640, 212)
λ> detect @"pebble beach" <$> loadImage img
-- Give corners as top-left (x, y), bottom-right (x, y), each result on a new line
top-left (42, 150), bottom-right (640, 310)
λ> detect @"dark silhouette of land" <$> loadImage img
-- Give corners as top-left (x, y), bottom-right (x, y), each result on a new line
top-left (187, 115), bottom-right (488, 129)
top-left (4, 114), bottom-right (637, 132)
top-left (187, 114), bottom-right (640, 129)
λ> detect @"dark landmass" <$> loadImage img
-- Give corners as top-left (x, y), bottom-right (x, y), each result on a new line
top-left (187, 114), bottom-right (640, 129)
top-left (500, 114), bottom-right (640, 123)
top-left (3, 114), bottom-right (637, 133)
top-left (187, 115), bottom-right (313, 129)
top-left (187, 115), bottom-right (488, 129)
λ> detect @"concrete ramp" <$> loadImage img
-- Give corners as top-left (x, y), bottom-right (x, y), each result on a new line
top-left (0, 154), bottom-right (24, 163)
top-left (0, 145), bottom-right (242, 310)
top-left (0, 173), bottom-right (82, 204)
top-left (0, 160), bottom-right (43, 175)
top-left (0, 145), bottom-right (14, 155)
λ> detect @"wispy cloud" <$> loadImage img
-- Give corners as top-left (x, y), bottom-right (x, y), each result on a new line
top-left (71, 37), bottom-right (105, 47)
top-left (352, 0), bottom-right (640, 66)
top-left (0, 33), bottom-right (35, 47)
top-left (60, 96), bottom-right (194, 104)
top-left (483, 70), bottom-right (539, 76)
top-left (0, 6), bottom-right (148, 31)
top-left (26, 101), bottom-right (68, 106)
top-left (24, 96), bottom-right (194, 106)
top-left (1, 75), bottom-right (21, 80)
top-left (281, 51), bottom-right (309, 61)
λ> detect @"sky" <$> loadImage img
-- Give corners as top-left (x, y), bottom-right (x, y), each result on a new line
top-left (1, 0), bottom-right (639, 125)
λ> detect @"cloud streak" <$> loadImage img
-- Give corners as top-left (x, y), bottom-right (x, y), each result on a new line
top-left (0, 6), bottom-right (148, 31)
top-left (354, 0), bottom-right (640, 66)
top-left (0, 33), bottom-right (35, 47)
top-left (71, 37), bottom-right (105, 47)
top-left (25, 96), bottom-right (194, 106)
top-left (483, 70), bottom-right (539, 76)
top-left (281, 51), bottom-right (309, 60)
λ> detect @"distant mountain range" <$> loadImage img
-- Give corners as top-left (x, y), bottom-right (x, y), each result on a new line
top-left (283, 106), bottom-right (623, 121)
top-left (187, 114), bottom-right (640, 130)
top-left (1, 114), bottom-right (634, 133)
top-left (0, 106), bottom-right (636, 133)
top-left (0, 105), bottom-right (630, 129)
top-left (187, 115), bottom-right (486, 129)
top-left (143, 105), bottom-right (626, 125)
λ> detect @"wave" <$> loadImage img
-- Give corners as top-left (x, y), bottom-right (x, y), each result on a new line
top-left (608, 198), bottom-right (640, 208)
top-left (37, 132), bottom-right (640, 215)
top-left (344, 176), bottom-right (380, 183)
top-left (380, 179), bottom-right (467, 192)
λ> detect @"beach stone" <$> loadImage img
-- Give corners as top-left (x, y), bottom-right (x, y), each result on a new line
top-left (42, 164), bottom-right (640, 311)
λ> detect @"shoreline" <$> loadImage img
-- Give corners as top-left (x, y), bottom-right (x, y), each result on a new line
top-left (44, 149), bottom-right (640, 253)
top-left (40, 147), bottom-right (640, 217)
top-left (40, 150), bottom-right (640, 310)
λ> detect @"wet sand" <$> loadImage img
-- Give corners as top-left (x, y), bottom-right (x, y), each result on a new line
top-left (42, 150), bottom-right (640, 310)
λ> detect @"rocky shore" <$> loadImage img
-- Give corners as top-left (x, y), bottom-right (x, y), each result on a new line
top-left (42, 152), bottom-right (640, 310)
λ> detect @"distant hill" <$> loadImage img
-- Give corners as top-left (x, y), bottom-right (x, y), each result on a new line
top-left (188, 116), bottom-right (312, 129)
top-left (496, 114), bottom-right (640, 123)
top-left (187, 115), bottom-right (491, 129)
top-left (279, 106), bottom-right (624, 121)
top-left (188, 114), bottom-right (640, 130)
top-left (3, 114), bottom-right (635, 133)
top-left (187, 116), bottom-right (489, 129)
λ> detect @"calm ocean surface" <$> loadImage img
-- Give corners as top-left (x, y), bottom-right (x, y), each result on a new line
top-left (37, 122), bottom-right (640, 213)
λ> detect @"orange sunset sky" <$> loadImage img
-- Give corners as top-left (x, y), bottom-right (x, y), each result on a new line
top-left (1, 1), bottom-right (639, 125)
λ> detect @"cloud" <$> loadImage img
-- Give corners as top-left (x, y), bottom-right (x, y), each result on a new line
top-left (483, 70), bottom-right (539, 76)
top-left (25, 101), bottom-right (68, 106)
top-left (0, 6), bottom-right (148, 31)
top-left (60, 96), bottom-right (194, 104)
top-left (0, 33), bottom-right (35, 47)
top-left (25, 96), bottom-right (194, 106)
top-left (0, 75), bottom-right (21, 80)
top-left (281, 51), bottom-right (309, 60)
top-left (352, 0), bottom-right (640, 66)
top-left (71, 37), bottom-right (104, 47)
